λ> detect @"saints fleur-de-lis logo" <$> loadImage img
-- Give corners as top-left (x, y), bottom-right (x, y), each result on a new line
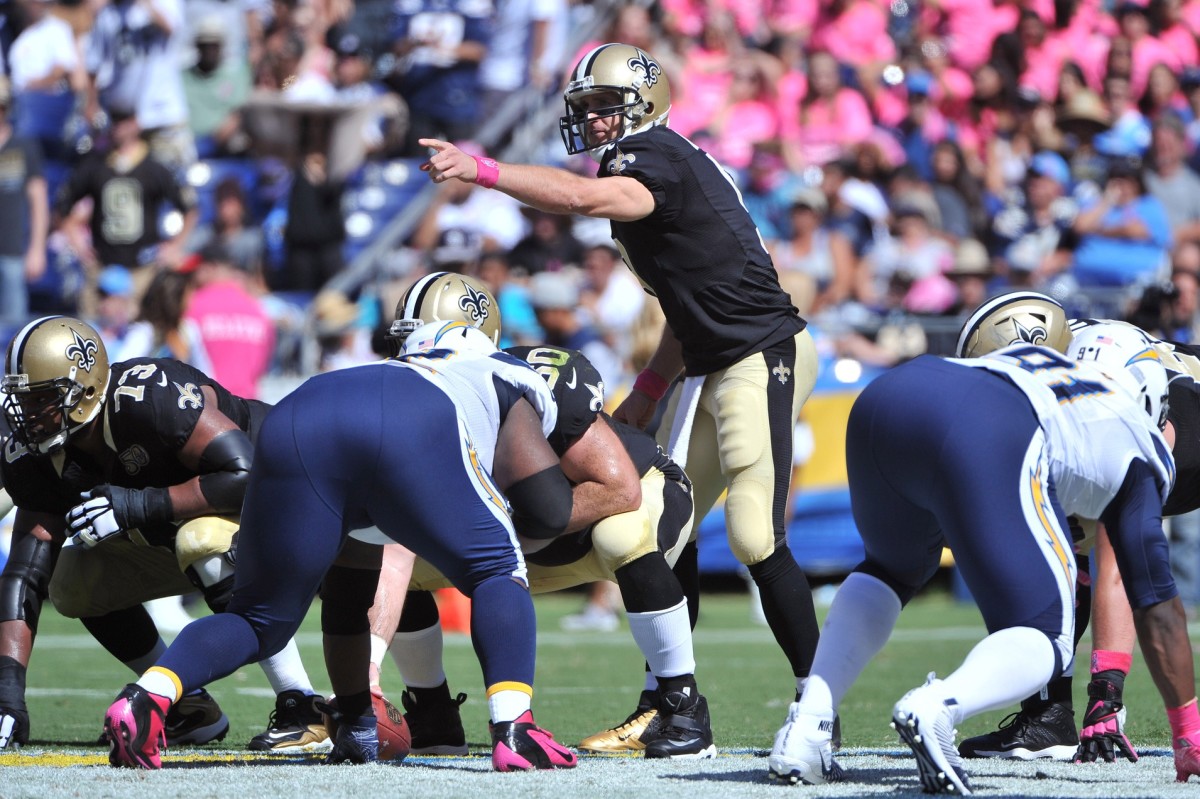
top-left (174, 381), bottom-right (203, 410)
top-left (1011, 319), bottom-right (1049, 347)
top-left (773, 360), bottom-right (791, 385)
top-left (65, 329), bottom-right (98, 373)
top-left (458, 284), bottom-right (492, 324)
top-left (608, 150), bottom-right (636, 175)
top-left (627, 51), bottom-right (661, 88)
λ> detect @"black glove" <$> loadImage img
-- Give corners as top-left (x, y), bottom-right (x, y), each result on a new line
top-left (0, 704), bottom-right (29, 749)
top-left (1074, 676), bottom-right (1137, 763)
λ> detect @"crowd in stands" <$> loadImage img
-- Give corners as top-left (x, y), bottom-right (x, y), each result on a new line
top-left (4, 0), bottom-right (1200, 400)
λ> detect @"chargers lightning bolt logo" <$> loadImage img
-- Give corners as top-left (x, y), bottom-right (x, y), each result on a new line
top-left (65, 330), bottom-right (98, 373)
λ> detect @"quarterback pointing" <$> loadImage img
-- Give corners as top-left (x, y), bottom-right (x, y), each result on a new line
top-left (420, 42), bottom-right (823, 739)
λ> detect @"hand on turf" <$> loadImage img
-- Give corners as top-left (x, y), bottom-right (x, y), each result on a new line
top-left (1074, 678), bottom-right (1137, 763)
top-left (66, 487), bottom-right (125, 548)
top-left (0, 705), bottom-right (29, 749)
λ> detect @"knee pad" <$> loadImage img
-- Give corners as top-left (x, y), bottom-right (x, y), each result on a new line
top-left (715, 383), bottom-right (767, 472)
top-left (725, 488), bottom-right (775, 565)
top-left (175, 517), bottom-right (238, 573)
top-left (0, 536), bottom-right (55, 633)
top-left (592, 510), bottom-right (655, 573)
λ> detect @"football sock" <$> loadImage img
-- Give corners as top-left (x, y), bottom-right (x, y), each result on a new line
top-left (137, 666), bottom-right (182, 703)
top-left (125, 639), bottom-right (168, 675)
top-left (157, 613), bottom-right (264, 697)
top-left (1168, 698), bottom-right (1200, 741)
top-left (672, 541), bottom-right (700, 629)
top-left (259, 638), bottom-right (315, 695)
top-left (391, 623), bottom-right (447, 689)
top-left (747, 544), bottom-right (820, 679)
top-left (615, 553), bottom-right (684, 612)
top-left (803, 571), bottom-right (901, 709)
top-left (1091, 649), bottom-right (1132, 677)
top-left (941, 627), bottom-right (1057, 719)
top-left (626, 598), bottom-right (695, 679)
top-left (488, 687), bottom-right (532, 724)
top-left (82, 605), bottom-right (160, 663)
top-left (469, 574), bottom-right (535, 687)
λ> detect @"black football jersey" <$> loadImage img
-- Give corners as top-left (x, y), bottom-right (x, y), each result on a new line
top-left (506, 345), bottom-right (605, 455)
top-left (1, 358), bottom-right (255, 522)
top-left (599, 126), bottom-right (806, 376)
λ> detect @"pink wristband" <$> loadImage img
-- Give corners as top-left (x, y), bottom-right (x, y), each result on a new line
top-left (1091, 649), bottom-right (1133, 675)
top-left (633, 369), bottom-right (669, 401)
top-left (472, 155), bottom-right (500, 188)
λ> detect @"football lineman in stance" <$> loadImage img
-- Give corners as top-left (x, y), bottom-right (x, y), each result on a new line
top-left (103, 321), bottom-right (578, 771)
top-left (0, 316), bottom-right (327, 753)
top-left (767, 324), bottom-right (1200, 790)
top-left (370, 274), bottom-right (713, 758)
top-left (419, 42), bottom-right (822, 745)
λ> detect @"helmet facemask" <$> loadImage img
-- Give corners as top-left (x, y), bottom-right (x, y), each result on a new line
top-left (2, 371), bottom-right (94, 454)
top-left (559, 87), bottom-right (645, 157)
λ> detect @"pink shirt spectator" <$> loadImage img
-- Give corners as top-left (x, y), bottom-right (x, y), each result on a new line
top-left (919, 0), bottom-right (1001, 71)
top-left (669, 48), bottom-right (733, 137)
top-left (781, 88), bottom-right (873, 166)
top-left (1160, 24), bottom-right (1199, 68)
top-left (705, 99), bottom-right (779, 170)
top-left (186, 280), bottom-right (274, 399)
top-left (810, 1), bottom-right (895, 67)
top-left (1186, 0), bottom-right (1200, 36)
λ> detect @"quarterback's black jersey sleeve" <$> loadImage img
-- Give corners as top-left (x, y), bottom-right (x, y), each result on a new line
top-left (505, 346), bottom-right (604, 455)
top-left (1164, 374), bottom-right (1200, 516)
top-left (600, 126), bottom-right (806, 376)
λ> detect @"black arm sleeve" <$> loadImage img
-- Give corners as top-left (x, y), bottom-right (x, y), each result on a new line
top-left (1099, 458), bottom-right (1178, 610)
top-left (507, 465), bottom-right (573, 540)
top-left (0, 533), bottom-right (56, 632)
top-left (197, 429), bottom-right (255, 513)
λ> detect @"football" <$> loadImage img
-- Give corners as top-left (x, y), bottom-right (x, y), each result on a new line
top-left (374, 691), bottom-right (412, 762)
top-left (321, 692), bottom-right (412, 762)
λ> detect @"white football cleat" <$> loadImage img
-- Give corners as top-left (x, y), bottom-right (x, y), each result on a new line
top-left (892, 673), bottom-right (971, 795)
top-left (768, 702), bottom-right (844, 785)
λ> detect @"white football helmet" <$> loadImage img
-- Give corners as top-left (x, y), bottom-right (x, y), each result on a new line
top-left (3, 316), bottom-right (110, 454)
top-left (1068, 322), bottom-right (1170, 429)
top-left (956, 291), bottom-right (1072, 358)
top-left (559, 42), bottom-right (671, 158)
top-left (402, 321), bottom-right (499, 358)
top-left (388, 272), bottom-right (501, 352)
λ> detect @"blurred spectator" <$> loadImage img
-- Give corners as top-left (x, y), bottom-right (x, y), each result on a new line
top-left (820, 157), bottom-right (882, 259)
top-left (930, 140), bottom-right (986, 241)
top-left (475, 249), bottom-right (541, 347)
top-left (279, 126), bottom-right (344, 292)
top-left (387, 0), bottom-right (490, 156)
top-left (693, 55), bottom-right (779, 174)
top-left (769, 185), bottom-right (855, 316)
top-left (429, 227), bottom-right (483, 273)
top-left (527, 269), bottom-right (622, 386)
top-left (861, 192), bottom-right (955, 315)
top-left (1151, 0), bottom-right (1199, 67)
top-left (188, 177), bottom-right (265, 276)
top-left (1113, 0), bottom-right (1182, 98)
top-left (0, 79), bottom-right (49, 328)
top-left (1094, 73), bottom-right (1151, 156)
top-left (946, 238), bottom-right (995, 316)
top-left (893, 71), bottom-right (949, 182)
top-left (118, 267), bottom-right (211, 372)
top-left (89, 264), bottom-right (138, 354)
top-left (311, 288), bottom-right (374, 372)
top-left (508, 206), bottom-right (584, 276)
top-left (86, 0), bottom-right (195, 174)
top-left (8, 0), bottom-right (86, 160)
top-left (184, 242), bottom-right (274, 398)
top-left (1145, 114), bottom-right (1200, 245)
top-left (1058, 88), bottom-right (1114, 189)
top-left (740, 144), bottom-right (797, 242)
top-left (809, 0), bottom-right (895, 72)
top-left (780, 49), bottom-right (872, 168)
top-left (182, 17), bottom-right (252, 159)
top-left (990, 150), bottom-right (1078, 286)
top-left (1071, 155), bottom-right (1172, 287)
top-left (1168, 258), bottom-right (1200, 342)
top-left (410, 141), bottom-right (526, 253)
top-left (54, 105), bottom-right (198, 303)
top-left (578, 239), bottom-right (645, 367)
top-left (479, 0), bottom-right (566, 117)
top-left (1140, 61), bottom-right (1188, 123)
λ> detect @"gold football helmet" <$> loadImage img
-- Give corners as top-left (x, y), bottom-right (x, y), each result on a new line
top-left (2, 316), bottom-right (110, 454)
top-left (388, 272), bottom-right (501, 354)
top-left (559, 42), bottom-right (671, 157)
top-left (955, 291), bottom-right (1072, 358)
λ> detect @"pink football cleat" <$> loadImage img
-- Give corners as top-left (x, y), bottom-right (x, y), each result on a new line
top-left (105, 684), bottom-right (170, 769)
top-left (491, 710), bottom-right (577, 772)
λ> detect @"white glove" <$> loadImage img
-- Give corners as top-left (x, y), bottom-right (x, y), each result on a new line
top-left (66, 490), bottom-right (124, 548)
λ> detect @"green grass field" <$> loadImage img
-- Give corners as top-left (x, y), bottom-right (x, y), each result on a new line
top-left (19, 582), bottom-right (1186, 752)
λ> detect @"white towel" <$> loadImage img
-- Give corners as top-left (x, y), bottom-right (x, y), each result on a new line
top-left (666, 375), bottom-right (705, 471)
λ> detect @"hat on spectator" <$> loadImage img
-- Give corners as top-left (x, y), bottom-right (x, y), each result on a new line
top-left (1058, 90), bottom-right (1111, 135)
top-left (946, 239), bottom-right (993, 277)
top-left (1028, 151), bottom-right (1071, 189)
top-left (334, 32), bottom-right (367, 58)
top-left (906, 71), bottom-right (933, 97)
top-left (431, 228), bottom-right (482, 268)
top-left (892, 191), bottom-right (941, 227)
top-left (98, 266), bottom-right (134, 298)
top-left (1115, 0), bottom-right (1149, 16)
top-left (313, 290), bottom-right (361, 336)
top-left (194, 16), bottom-right (224, 44)
top-left (1182, 67), bottom-right (1200, 91)
top-left (529, 271), bottom-right (580, 311)
top-left (789, 185), bottom-right (828, 214)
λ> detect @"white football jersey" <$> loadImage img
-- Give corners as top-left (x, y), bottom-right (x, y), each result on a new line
top-left (959, 345), bottom-right (1175, 520)
top-left (386, 348), bottom-right (557, 473)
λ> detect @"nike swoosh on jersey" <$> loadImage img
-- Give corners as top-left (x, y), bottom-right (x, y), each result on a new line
top-left (565, 369), bottom-right (578, 389)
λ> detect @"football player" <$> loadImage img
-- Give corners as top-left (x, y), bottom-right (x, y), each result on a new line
top-left (419, 42), bottom-right (822, 738)
top-left (0, 316), bottom-right (327, 752)
top-left (103, 321), bottom-right (578, 771)
top-left (768, 326), bottom-right (1200, 789)
top-left (370, 276), bottom-right (711, 757)
top-left (954, 293), bottom-right (1200, 764)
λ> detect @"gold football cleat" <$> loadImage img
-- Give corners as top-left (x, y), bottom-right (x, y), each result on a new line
top-left (578, 692), bottom-right (665, 754)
